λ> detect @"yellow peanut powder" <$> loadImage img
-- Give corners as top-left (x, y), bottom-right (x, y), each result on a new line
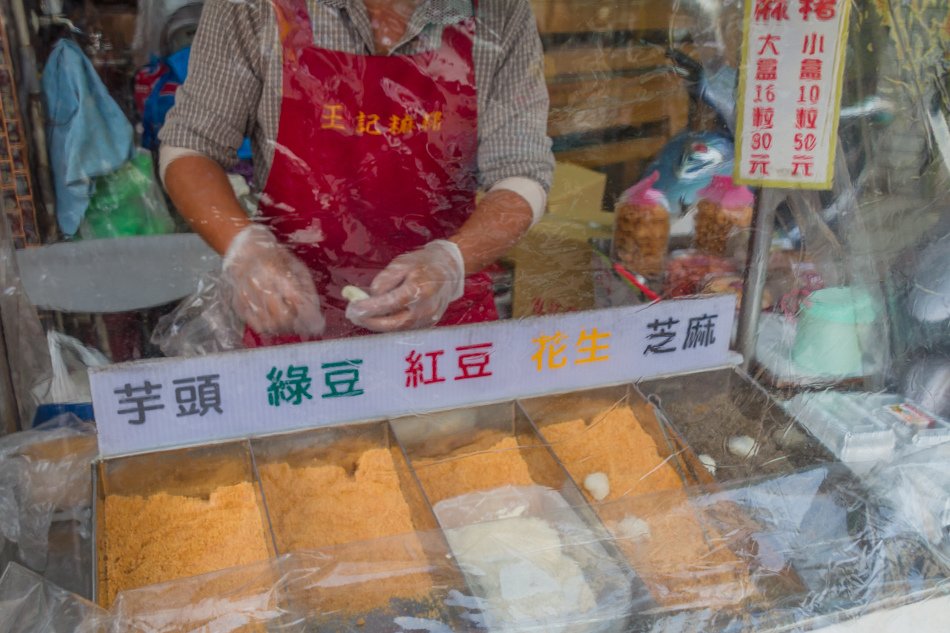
top-left (413, 433), bottom-right (536, 503)
top-left (258, 447), bottom-right (418, 551)
top-left (101, 481), bottom-right (270, 608)
top-left (543, 405), bottom-right (684, 501)
top-left (258, 447), bottom-right (436, 615)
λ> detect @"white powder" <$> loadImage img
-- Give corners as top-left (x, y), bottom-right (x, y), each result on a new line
top-left (445, 517), bottom-right (596, 631)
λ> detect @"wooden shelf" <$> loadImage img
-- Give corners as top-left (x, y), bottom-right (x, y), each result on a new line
top-left (532, 0), bottom-right (694, 35)
top-left (553, 136), bottom-right (667, 169)
top-left (535, 1), bottom-right (697, 200)
top-left (547, 70), bottom-right (688, 137)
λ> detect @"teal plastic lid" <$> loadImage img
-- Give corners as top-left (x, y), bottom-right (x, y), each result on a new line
top-left (800, 287), bottom-right (877, 324)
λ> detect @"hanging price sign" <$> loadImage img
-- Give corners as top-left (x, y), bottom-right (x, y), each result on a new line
top-left (734, 0), bottom-right (852, 189)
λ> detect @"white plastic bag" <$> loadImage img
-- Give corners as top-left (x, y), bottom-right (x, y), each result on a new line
top-left (30, 332), bottom-right (109, 406)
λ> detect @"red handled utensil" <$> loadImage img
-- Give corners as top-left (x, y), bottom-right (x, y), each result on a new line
top-left (612, 262), bottom-right (661, 301)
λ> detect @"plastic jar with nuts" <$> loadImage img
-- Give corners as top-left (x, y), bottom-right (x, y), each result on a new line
top-left (612, 171), bottom-right (671, 279)
top-left (693, 176), bottom-right (754, 257)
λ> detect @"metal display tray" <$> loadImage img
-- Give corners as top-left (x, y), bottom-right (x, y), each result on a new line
top-left (93, 372), bottom-right (942, 632)
top-left (635, 368), bottom-right (949, 632)
top-left (93, 409), bottom-right (655, 630)
top-left (638, 366), bottom-right (837, 483)
top-left (92, 423), bottom-right (473, 628)
top-left (92, 440), bottom-right (276, 608)
top-left (391, 400), bottom-right (656, 632)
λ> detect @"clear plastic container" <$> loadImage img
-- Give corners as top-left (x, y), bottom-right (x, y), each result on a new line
top-left (390, 402), bottom-right (644, 632)
top-left (612, 172), bottom-right (671, 280)
top-left (693, 176), bottom-right (754, 257)
top-left (871, 399), bottom-right (950, 450)
top-left (785, 392), bottom-right (897, 464)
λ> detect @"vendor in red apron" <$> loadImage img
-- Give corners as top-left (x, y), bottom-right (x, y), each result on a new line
top-left (159, 0), bottom-right (553, 343)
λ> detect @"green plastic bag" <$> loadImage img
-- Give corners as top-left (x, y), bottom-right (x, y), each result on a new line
top-left (79, 151), bottom-right (175, 239)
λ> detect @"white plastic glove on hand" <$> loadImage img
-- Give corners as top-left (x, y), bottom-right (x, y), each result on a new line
top-left (345, 240), bottom-right (465, 332)
top-left (222, 224), bottom-right (325, 337)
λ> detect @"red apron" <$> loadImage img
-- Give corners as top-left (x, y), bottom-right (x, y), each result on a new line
top-left (246, 0), bottom-right (496, 346)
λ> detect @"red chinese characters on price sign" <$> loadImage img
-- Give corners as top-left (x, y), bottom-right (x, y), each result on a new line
top-left (734, 0), bottom-right (852, 189)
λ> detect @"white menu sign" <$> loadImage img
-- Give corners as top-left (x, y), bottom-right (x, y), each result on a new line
top-left (734, 0), bottom-right (852, 189)
top-left (90, 296), bottom-right (736, 457)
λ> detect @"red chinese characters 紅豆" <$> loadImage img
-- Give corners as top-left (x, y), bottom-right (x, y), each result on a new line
top-left (404, 343), bottom-right (496, 387)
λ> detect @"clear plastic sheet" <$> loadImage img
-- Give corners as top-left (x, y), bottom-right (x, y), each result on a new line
top-left (29, 453), bottom-right (948, 632)
top-left (110, 534), bottom-right (477, 632)
top-left (0, 414), bottom-right (96, 595)
top-left (864, 442), bottom-right (950, 554)
top-left (0, 206), bottom-right (50, 430)
top-left (150, 272), bottom-right (245, 357)
top-left (18, 391), bottom-right (926, 631)
top-left (0, 563), bottom-right (109, 633)
top-left (7, 0), bottom-right (948, 390)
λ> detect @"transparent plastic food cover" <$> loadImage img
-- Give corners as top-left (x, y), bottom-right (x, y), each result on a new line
top-left (2, 390), bottom-right (949, 631)
top-left (16, 454), bottom-right (945, 632)
top-left (0, 415), bottom-right (96, 597)
top-left (110, 533), bottom-right (477, 632)
top-left (0, 0), bottom-right (942, 371)
top-left (0, 563), bottom-right (110, 633)
top-left (3, 0), bottom-right (947, 411)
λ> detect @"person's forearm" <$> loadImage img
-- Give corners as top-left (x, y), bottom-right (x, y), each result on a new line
top-left (163, 154), bottom-right (251, 256)
top-left (449, 189), bottom-right (534, 275)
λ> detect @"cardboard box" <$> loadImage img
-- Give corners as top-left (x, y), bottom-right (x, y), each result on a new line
top-left (487, 161), bottom-right (612, 317)
top-left (98, 10), bottom-right (138, 52)
top-left (503, 162), bottom-right (614, 317)
top-left (547, 161), bottom-right (608, 222)
top-left (507, 216), bottom-right (612, 318)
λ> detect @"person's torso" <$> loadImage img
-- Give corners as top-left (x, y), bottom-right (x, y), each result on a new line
top-left (243, 0), bottom-right (506, 189)
top-left (248, 0), bottom-right (491, 341)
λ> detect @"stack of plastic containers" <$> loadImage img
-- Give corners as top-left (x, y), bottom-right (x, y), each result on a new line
top-left (785, 392), bottom-right (897, 464)
top-left (786, 391), bottom-right (950, 465)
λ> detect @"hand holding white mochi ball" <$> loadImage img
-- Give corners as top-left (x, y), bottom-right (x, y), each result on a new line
top-left (342, 285), bottom-right (370, 302)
